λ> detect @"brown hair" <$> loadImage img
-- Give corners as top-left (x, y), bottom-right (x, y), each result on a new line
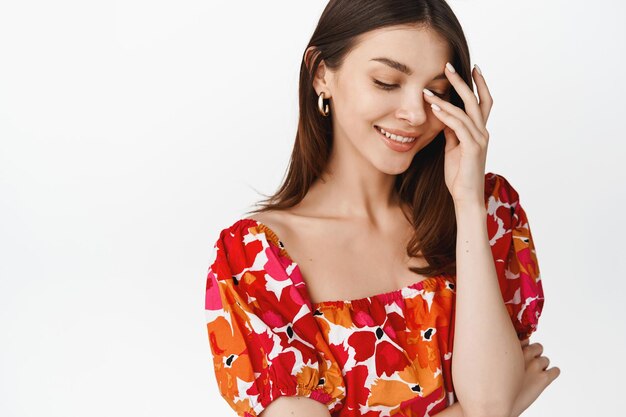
top-left (245, 0), bottom-right (474, 278)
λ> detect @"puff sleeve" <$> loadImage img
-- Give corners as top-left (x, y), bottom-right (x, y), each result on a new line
top-left (485, 173), bottom-right (545, 340)
top-left (204, 220), bottom-right (346, 417)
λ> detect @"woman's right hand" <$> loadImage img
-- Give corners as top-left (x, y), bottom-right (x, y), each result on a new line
top-left (509, 339), bottom-right (561, 416)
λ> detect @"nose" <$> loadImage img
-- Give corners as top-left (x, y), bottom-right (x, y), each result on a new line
top-left (395, 90), bottom-right (429, 126)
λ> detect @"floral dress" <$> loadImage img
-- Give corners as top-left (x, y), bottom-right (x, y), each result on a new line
top-left (204, 172), bottom-right (544, 417)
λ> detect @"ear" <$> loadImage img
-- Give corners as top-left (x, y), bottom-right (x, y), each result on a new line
top-left (304, 46), bottom-right (332, 98)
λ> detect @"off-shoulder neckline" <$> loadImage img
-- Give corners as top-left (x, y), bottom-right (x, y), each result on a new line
top-left (236, 217), bottom-right (453, 308)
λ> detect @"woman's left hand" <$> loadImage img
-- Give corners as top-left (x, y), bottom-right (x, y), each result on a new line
top-left (509, 338), bottom-right (561, 417)
top-left (422, 62), bottom-right (493, 204)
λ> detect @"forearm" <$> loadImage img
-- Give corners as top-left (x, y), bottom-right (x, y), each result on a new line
top-left (432, 397), bottom-right (523, 417)
top-left (450, 201), bottom-right (525, 417)
top-left (434, 401), bottom-right (465, 417)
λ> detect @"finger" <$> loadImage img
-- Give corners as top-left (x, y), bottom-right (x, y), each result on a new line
top-left (530, 356), bottom-right (549, 372)
top-left (442, 126), bottom-right (459, 154)
top-left (520, 338), bottom-right (530, 347)
top-left (530, 343), bottom-right (544, 356)
top-left (424, 92), bottom-right (487, 147)
top-left (429, 103), bottom-right (481, 149)
top-left (523, 346), bottom-right (537, 361)
top-left (523, 343), bottom-right (543, 360)
top-left (538, 355), bottom-right (550, 370)
top-left (472, 64), bottom-right (494, 122)
top-left (546, 366), bottom-right (561, 382)
top-left (443, 62), bottom-right (486, 135)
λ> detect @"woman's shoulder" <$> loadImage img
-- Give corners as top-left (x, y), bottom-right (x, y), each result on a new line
top-left (209, 211), bottom-right (298, 281)
top-left (242, 210), bottom-right (290, 235)
top-left (208, 217), bottom-right (266, 280)
top-left (215, 211), bottom-right (287, 246)
top-left (482, 172), bottom-right (543, 339)
top-left (484, 171), bottom-right (522, 205)
top-left (241, 210), bottom-right (311, 255)
top-left (243, 209), bottom-right (304, 233)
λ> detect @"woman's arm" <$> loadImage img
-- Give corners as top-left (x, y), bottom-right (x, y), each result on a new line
top-left (450, 201), bottom-right (525, 417)
top-left (434, 402), bottom-right (465, 417)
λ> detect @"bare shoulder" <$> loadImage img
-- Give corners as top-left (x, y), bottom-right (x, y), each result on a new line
top-left (242, 209), bottom-right (323, 268)
top-left (243, 210), bottom-right (296, 241)
top-left (243, 210), bottom-right (285, 226)
top-left (259, 395), bottom-right (332, 417)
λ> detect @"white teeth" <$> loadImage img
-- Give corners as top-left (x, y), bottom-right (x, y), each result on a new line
top-left (377, 126), bottom-right (416, 143)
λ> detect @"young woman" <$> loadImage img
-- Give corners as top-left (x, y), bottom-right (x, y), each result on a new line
top-left (204, 1), bottom-right (560, 416)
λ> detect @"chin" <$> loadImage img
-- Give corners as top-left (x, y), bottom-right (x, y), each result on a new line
top-left (375, 157), bottom-right (415, 176)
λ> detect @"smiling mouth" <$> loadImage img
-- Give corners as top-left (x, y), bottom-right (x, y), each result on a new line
top-left (374, 125), bottom-right (417, 143)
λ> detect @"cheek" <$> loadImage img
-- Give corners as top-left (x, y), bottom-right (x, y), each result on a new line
top-left (430, 113), bottom-right (446, 129)
top-left (415, 107), bottom-right (446, 140)
top-left (340, 78), bottom-right (390, 115)
top-left (345, 85), bottom-right (381, 116)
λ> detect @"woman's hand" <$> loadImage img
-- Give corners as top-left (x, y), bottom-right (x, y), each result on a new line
top-left (422, 62), bottom-right (493, 204)
top-left (509, 338), bottom-right (561, 416)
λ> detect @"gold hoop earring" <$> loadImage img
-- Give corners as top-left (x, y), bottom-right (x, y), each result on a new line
top-left (317, 92), bottom-right (330, 117)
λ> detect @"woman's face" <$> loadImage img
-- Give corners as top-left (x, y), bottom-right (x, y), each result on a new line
top-left (313, 25), bottom-right (453, 175)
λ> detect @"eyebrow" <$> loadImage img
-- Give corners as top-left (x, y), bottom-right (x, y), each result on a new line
top-left (370, 57), bottom-right (447, 80)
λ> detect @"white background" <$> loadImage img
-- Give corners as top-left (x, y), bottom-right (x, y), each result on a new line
top-left (1, 0), bottom-right (625, 416)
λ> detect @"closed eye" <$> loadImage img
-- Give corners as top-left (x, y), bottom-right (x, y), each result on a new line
top-left (373, 79), bottom-right (399, 91)
top-left (373, 79), bottom-right (447, 98)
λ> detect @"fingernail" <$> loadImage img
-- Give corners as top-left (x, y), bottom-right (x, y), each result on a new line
top-left (474, 64), bottom-right (482, 75)
top-left (423, 88), bottom-right (434, 97)
top-left (431, 103), bottom-right (442, 112)
top-left (445, 62), bottom-right (456, 73)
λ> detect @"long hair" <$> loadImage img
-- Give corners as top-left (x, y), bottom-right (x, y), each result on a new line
top-left (245, 0), bottom-right (474, 278)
